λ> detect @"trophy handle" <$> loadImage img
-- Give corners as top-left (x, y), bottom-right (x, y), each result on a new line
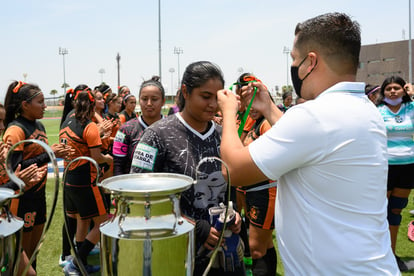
top-left (5, 139), bottom-right (60, 276)
top-left (62, 156), bottom-right (100, 276)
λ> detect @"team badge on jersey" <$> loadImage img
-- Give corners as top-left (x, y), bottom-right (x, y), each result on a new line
top-left (395, 115), bottom-right (404, 123)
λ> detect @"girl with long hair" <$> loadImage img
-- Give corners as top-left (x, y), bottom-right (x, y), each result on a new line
top-left (60, 87), bottom-right (113, 275)
top-left (3, 81), bottom-right (72, 270)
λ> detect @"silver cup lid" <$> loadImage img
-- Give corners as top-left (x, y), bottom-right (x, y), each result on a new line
top-left (99, 173), bottom-right (194, 197)
top-left (0, 188), bottom-right (17, 206)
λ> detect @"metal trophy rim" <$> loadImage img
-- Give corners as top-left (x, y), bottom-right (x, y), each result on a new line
top-left (98, 173), bottom-right (194, 198)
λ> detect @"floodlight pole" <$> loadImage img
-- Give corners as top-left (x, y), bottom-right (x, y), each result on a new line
top-left (59, 47), bottom-right (68, 95)
top-left (174, 47), bottom-right (183, 86)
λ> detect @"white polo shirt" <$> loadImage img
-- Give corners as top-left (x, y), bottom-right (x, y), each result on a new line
top-left (249, 82), bottom-right (399, 275)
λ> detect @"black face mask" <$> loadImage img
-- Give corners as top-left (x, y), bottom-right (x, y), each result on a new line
top-left (290, 55), bottom-right (317, 98)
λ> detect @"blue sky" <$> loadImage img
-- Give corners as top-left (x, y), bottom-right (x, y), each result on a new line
top-left (0, 0), bottom-right (410, 101)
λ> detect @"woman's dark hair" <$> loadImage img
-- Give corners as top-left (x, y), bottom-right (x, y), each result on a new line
top-left (74, 87), bottom-right (95, 126)
top-left (105, 92), bottom-right (119, 105)
top-left (237, 73), bottom-right (254, 89)
top-left (123, 94), bottom-right (136, 103)
top-left (98, 83), bottom-right (112, 95)
top-left (178, 61), bottom-right (224, 110)
top-left (377, 76), bottom-right (411, 105)
top-left (4, 81), bottom-right (42, 128)
top-left (119, 85), bottom-right (129, 95)
top-left (365, 84), bottom-right (380, 96)
top-left (60, 85), bottom-right (91, 128)
top-left (139, 76), bottom-right (165, 99)
top-left (60, 89), bottom-right (74, 128)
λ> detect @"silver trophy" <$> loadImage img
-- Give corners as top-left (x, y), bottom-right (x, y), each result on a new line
top-left (99, 173), bottom-right (195, 276)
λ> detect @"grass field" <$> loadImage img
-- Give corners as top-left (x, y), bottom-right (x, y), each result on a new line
top-left (30, 112), bottom-right (414, 275)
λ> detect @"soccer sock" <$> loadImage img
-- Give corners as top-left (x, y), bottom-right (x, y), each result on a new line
top-left (78, 239), bottom-right (95, 265)
top-left (252, 247), bottom-right (277, 276)
top-left (76, 241), bottom-right (84, 254)
top-left (62, 216), bottom-right (77, 257)
top-left (264, 247), bottom-right (277, 275)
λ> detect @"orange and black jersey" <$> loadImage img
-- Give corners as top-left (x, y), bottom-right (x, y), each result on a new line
top-left (240, 116), bottom-right (273, 191)
top-left (243, 116), bottom-right (271, 146)
top-left (3, 116), bottom-right (49, 193)
top-left (59, 115), bottom-right (102, 183)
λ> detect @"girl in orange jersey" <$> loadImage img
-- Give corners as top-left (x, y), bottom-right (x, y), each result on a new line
top-left (3, 81), bottom-right (73, 271)
top-left (0, 102), bottom-right (39, 276)
top-left (58, 85), bottom-right (110, 267)
top-left (60, 88), bottom-right (113, 275)
top-left (241, 105), bottom-right (277, 276)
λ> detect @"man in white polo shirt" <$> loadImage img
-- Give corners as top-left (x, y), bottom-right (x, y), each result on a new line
top-left (217, 13), bottom-right (399, 275)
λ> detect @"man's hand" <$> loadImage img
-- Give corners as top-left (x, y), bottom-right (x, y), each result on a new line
top-left (242, 82), bottom-right (283, 125)
top-left (217, 89), bottom-right (240, 116)
top-left (243, 82), bottom-right (273, 114)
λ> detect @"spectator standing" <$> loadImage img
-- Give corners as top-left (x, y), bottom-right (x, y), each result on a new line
top-left (376, 75), bottom-right (414, 271)
top-left (167, 89), bottom-right (181, 115)
top-left (277, 91), bottom-right (293, 113)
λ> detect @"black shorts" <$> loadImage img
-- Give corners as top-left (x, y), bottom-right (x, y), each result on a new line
top-left (387, 163), bottom-right (414, 190)
top-left (10, 187), bottom-right (47, 232)
top-left (64, 181), bottom-right (107, 220)
top-left (245, 186), bottom-right (276, 230)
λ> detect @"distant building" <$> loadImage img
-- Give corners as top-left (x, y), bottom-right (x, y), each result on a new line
top-left (357, 39), bottom-right (414, 85)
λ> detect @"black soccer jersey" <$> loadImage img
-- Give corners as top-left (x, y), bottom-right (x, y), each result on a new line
top-left (113, 116), bottom-right (149, 175)
top-left (130, 113), bottom-right (227, 221)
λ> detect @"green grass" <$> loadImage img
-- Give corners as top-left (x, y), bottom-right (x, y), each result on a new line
top-left (41, 119), bottom-right (60, 145)
top-left (33, 110), bottom-right (414, 275)
top-left (398, 206), bottom-right (414, 276)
